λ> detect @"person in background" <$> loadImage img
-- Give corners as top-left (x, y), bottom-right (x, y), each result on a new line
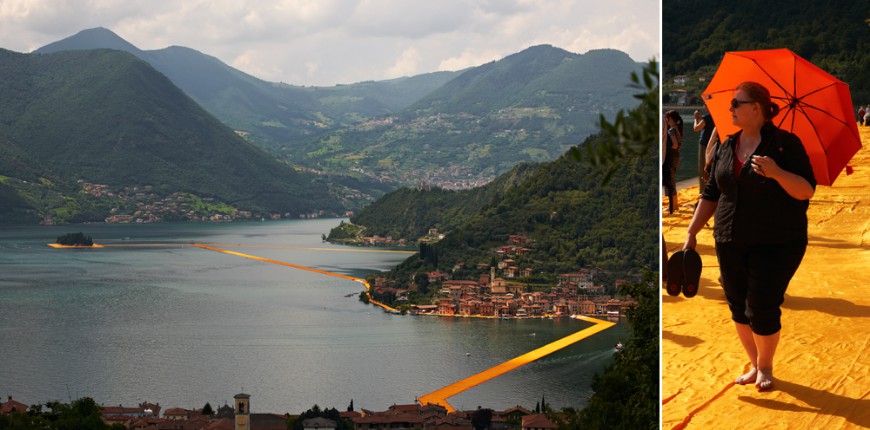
top-left (663, 110), bottom-right (683, 214)
top-left (683, 81), bottom-right (815, 392)
top-left (694, 109), bottom-right (717, 191)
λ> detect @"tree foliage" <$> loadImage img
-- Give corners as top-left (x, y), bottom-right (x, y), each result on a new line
top-left (0, 397), bottom-right (124, 430)
top-left (471, 407), bottom-right (494, 430)
top-left (557, 60), bottom-right (660, 430)
top-left (291, 405), bottom-right (352, 430)
top-left (571, 60), bottom-right (659, 184)
top-left (56, 232), bottom-right (93, 246)
top-left (571, 273), bottom-right (659, 429)
top-left (329, 163), bottom-right (537, 242)
top-left (663, 0), bottom-right (870, 102)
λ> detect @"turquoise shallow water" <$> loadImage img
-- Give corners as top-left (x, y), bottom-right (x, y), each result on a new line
top-left (0, 219), bottom-right (626, 414)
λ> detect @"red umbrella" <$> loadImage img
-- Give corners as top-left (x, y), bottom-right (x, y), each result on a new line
top-left (701, 48), bottom-right (862, 186)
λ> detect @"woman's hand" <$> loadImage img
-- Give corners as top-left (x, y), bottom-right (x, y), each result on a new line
top-left (683, 233), bottom-right (697, 251)
top-left (750, 155), bottom-right (779, 179)
top-left (751, 155), bottom-right (815, 200)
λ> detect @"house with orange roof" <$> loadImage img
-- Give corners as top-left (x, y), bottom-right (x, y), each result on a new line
top-left (508, 235), bottom-right (533, 245)
top-left (438, 297), bottom-right (456, 315)
top-left (580, 299), bottom-right (596, 315)
top-left (427, 271), bottom-right (450, 283)
top-left (478, 301), bottom-right (495, 316)
top-left (164, 407), bottom-right (189, 421)
top-left (0, 396), bottom-right (28, 415)
top-left (522, 413), bottom-right (557, 430)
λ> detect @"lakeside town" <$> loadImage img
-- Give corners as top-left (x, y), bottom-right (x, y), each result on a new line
top-left (372, 268), bottom-right (637, 320)
top-left (363, 233), bottom-right (638, 319)
top-left (1, 393), bottom-right (560, 430)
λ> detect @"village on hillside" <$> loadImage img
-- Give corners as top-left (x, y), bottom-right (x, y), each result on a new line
top-left (1, 393), bottom-right (560, 430)
top-left (55, 182), bottom-right (349, 226)
top-left (367, 234), bottom-right (639, 319)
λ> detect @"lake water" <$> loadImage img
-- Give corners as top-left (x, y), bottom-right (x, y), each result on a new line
top-left (0, 219), bottom-right (626, 414)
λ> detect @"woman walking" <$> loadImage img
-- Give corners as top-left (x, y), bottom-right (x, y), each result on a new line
top-left (682, 82), bottom-right (816, 391)
top-left (663, 110), bottom-right (683, 214)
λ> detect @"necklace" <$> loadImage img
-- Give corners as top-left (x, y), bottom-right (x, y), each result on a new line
top-left (737, 135), bottom-right (760, 161)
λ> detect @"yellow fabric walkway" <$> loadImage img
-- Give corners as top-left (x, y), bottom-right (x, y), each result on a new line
top-left (192, 244), bottom-right (617, 413)
top-left (661, 127), bottom-right (870, 429)
top-left (192, 243), bottom-right (401, 313)
top-left (418, 316), bottom-right (615, 413)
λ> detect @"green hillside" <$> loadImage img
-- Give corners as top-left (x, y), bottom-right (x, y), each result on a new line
top-left (663, 0), bottom-right (870, 102)
top-left (299, 46), bottom-right (644, 186)
top-left (34, 30), bottom-right (644, 191)
top-left (404, 131), bottom-right (658, 276)
top-left (332, 129), bottom-right (658, 274)
top-left (35, 28), bottom-right (460, 154)
top-left (328, 163), bottom-right (538, 242)
top-left (0, 48), bottom-right (345, 224)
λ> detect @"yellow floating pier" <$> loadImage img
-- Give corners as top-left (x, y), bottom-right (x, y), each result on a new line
top-left (193, 244), bottom-right (617, 412)
top-left (417, 316), bottom-right (616, 412)
top-left (661, 127), bottom-right (870, 429)
top-left (47, 243), bottom-right (104, 248)
top-left (193, 244), bottom-right (401, 313)
top-left (52, 239), bottom-right (618, 412)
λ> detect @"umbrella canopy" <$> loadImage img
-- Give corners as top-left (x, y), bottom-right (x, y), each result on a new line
top-left (701, 48), bottom-right (862, 186)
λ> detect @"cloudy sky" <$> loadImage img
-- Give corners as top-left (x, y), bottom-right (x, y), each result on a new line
top-left (0, 0), bottom-right (660, 87)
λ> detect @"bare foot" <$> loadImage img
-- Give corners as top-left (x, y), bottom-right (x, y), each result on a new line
top-left (755, 368), bottom-right (774, 391)
top-left (735, 366), bottom-right (757, 385)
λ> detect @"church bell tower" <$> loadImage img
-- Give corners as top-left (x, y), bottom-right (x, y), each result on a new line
top-left (234, 393), bottom-right (250, 430)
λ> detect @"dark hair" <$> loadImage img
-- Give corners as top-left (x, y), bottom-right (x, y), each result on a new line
top-left (736, 81), bottom-right (780, 121)
top-left (665, 110), bottom-right (684, 139)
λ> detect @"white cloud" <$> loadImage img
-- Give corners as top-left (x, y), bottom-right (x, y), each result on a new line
top-left (384, 46), bottom-right (423, 79)
top-left (439, 49), bottom-right (502, 72)
top-left (0, 0), bottom-right (660, 86)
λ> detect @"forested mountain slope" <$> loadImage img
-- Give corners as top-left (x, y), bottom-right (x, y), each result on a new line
top-left (299, 46), bottom-right (644, 186)
top-left (0, 48), bottom-right (343, 223)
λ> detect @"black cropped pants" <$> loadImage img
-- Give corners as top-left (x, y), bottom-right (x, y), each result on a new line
top-left (715, 240), bottom-right (807, 336)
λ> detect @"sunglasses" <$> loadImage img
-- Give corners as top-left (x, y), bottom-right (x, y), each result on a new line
top-left (730, 99), bottom-right (755, 109)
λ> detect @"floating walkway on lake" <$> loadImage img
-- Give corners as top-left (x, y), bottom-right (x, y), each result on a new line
top-left (194, 243), bottom-right (370, 282)
top-left (191, 244), bottom-right (617, 412)
top-left (99, 242), bottom-right (414, 253)
top-left (49, 239), bottom-right (617, 412)
top-left (417, 315), bottom-right (615, 413)
top-left (192, 244), bottom-right (401, 313)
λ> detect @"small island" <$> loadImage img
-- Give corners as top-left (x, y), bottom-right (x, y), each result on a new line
top-left (48, 232), bottom-right (103, 248)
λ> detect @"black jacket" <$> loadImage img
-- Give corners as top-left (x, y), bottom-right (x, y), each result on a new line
top-left (702, 122), bottom-right (816, 245)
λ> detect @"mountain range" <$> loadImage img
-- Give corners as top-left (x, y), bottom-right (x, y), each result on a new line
top-left (297, 46), bottom-right (643, 186)
top-left (0, 27), bottom-right (645, 224)
top-left (35, 28), bottom-right (643, 187)
top-left (35, 27), bottom-right (461, 154)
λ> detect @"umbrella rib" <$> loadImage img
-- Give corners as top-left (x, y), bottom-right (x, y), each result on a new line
top-left (749, 57), bottom-right (794, 102)
top-left (798, 82), bottom-right (838, 101)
